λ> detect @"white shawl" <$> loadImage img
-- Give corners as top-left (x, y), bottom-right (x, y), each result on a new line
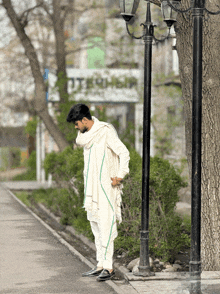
top-left (76, 116), bottom-right (129, 247)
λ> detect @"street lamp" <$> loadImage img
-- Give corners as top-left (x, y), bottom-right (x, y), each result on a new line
top-left (120, 0), bottom-right (140, 22)
top-left (121, 0), bottom-right (220, 279)
top-left (161, 0), bottom-right (179, 28)
top-left (120, 0), bottom-right (179, 277)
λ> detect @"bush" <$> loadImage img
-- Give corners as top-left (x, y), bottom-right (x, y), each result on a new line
top-left (43, 146), bottom-right (92, 238)
top-left (25, 116), bottom-right (38, 137)
top-left (44, 146), bottom-right (84, 199)
top-left (43, 145), bottom-right (190, 262)
top-left (12, 151), bottom-right (36, 181)
top-left (115, 148), bottom-right (190, 262)
top-left (10, 147), bottom-right (21, 168)
top-left (0, 147), bottom-right (21, 170)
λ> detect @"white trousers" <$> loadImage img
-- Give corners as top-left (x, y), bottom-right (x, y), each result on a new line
top-left (90, 221), bottom-right (114, 269)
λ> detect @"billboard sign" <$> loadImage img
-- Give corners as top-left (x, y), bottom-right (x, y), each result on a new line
top-left (49, 68), bottom-right (140, 103)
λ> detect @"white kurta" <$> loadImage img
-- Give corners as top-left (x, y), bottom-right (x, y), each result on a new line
top-left (76, 117), bottom-right (130, 263)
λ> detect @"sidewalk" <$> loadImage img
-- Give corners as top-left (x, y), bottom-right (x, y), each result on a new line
top-left (1, 181), bottom-right (220, 294)
top-left (0, 183), bottom-right (125, 294)
top-left (124, 272), bottom-right (220, 294)
top-left (2, 180), bottom-right (52, 190)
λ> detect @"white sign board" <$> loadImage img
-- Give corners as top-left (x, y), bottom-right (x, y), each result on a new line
top-left (49, 68), bottom-right (140, 103)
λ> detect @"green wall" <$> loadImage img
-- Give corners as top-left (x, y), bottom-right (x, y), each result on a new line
top-left (87, 37), bottom-right (105, 69)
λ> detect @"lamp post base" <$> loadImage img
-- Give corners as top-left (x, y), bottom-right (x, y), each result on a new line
top-left (189, 261), bottom-right (201, 280)
top-left (133, 266), bottom-right (155, 277)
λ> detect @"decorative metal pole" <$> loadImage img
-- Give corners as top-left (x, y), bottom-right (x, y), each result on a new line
top-left (166, 0), bottom-right (220, 277)
top-left (190, 0), bottom-right (204, 277)
top-left (138, 1), bottom-right (153, 276)
top-left (120, 0), bottom-right (178, 277)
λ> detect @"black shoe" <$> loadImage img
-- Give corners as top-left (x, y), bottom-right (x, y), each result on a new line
top-left (96, 269), bottom-right (115, 282)
top-left (82, 267), bottom-right (103, 277)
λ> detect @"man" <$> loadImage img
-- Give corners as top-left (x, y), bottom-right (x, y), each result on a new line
top-left (66, 104), bottom-right (130, 282)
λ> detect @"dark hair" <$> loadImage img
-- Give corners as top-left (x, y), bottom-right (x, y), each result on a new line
top-left (66, 103), bottom-right (92, 123)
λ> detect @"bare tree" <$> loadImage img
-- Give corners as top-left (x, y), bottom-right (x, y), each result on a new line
top-left (1, 0), bottom-right (70, 151)
top-left (40, 0), bottom-right (69, 104)
top-left (0, 0), bottom-right (107, 150)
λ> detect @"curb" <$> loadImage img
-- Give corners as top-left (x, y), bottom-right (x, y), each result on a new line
top-left (37, 203), bottom-right (96, 252)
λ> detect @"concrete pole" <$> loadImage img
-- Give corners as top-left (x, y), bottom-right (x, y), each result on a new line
top-left (36, 120), bottom-right (41, 182)
top-left (41, 122), bottom-right (46, 184)
top-left (48, 102), bottom-right (53, 188)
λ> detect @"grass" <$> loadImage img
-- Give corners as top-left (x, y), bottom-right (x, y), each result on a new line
top-left (16, 191), bottom-right (31, 207)
top-left (12, 170), bottom-right (36, 181)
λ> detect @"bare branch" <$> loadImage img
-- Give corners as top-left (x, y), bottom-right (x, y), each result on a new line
top-left (18, 1), bottom-right (44, 28)
top-left (19, 1), bottom-right (44, 19)
top-left (69, 3), bottom-right (105, 14)
top-left (40, 0), bottom-right (53, 19)
top-left (65, 41), bottom-right (102, 56)
top-left (61, 2), bottom-right (73, 21)
top-left (150, 0), bottom-right (161, 7)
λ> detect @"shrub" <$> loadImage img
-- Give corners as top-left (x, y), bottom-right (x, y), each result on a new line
top-left (0, 147), bottom-right (21, 170)
top-left (43, 146), bottom-right (92, 237)
top-left (25, 116), bottom-right (38, 137)
top-left (10, 147), bottom-right (21, 168)
top-left (12, 151), bottom-right (36, 181)
top-left (43, 145), bottom-right (190, 262)
top-left (115, 148), bottom-right (190, 262)
top-left (44, 146), bottom-right (84, 199)
top-left (27, 151), bottom-right (37, 170)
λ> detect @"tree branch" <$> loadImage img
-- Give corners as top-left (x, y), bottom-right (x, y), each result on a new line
top-left (38, 0), bottom-right (53, 19)
top-left (150, 0), bottom-right (161, 7)
top-left (61, 3), bottom-right (73, 22)
top-left (19, 2), bottom-right (44, 20)
top-left (2, 0), bottom-right (43, 85)
top-left (18, 1), bottom-right (44, 28)
top-left (66, 43), bottom-right (99, 56)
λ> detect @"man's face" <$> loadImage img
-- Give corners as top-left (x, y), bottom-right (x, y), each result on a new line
top-left (74, 120), bottom-right (88, 133)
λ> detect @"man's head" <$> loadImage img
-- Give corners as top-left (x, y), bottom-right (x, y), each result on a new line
top-left (66, 103), bottom-right (93, 133)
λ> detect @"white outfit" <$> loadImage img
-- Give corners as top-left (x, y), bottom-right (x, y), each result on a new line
top-left (76, 117), bottom-right (130, 269)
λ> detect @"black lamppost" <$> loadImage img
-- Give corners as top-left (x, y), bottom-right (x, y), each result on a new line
top-left (160, 0), bottom-right (220, 278)
top-left (120, 0), bottom-right (179, 277)
top-left (120, 0), bottom-right (220, 279)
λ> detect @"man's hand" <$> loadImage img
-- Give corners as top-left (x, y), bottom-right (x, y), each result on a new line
top-left (111, 177), bottom-right (122, 186)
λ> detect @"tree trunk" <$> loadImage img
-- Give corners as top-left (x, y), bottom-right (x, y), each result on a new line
top-left (2, 0), bottom-right (69, 152)
top-left (176, 0), bottom-right (220, 270)
top-left (52, 0), bottom-right (68, 104)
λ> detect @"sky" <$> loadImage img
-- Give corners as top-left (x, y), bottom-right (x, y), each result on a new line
top-left (0, 8), bottom-right (13, 49)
